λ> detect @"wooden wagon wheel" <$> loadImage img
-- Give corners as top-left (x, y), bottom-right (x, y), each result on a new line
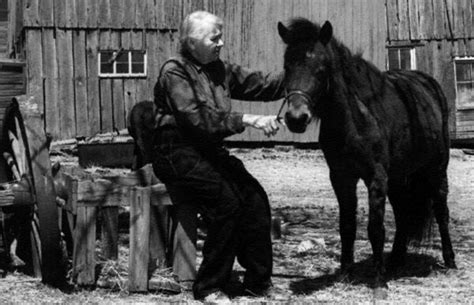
top-left (1, 98), bottom-right (66, 287)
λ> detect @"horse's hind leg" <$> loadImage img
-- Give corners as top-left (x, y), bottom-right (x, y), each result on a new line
top-left (387, 183), bottom-right (410, 272)
top-left (431, 173), bottom-right (456, 268)
top-left (330, 171), bottom-right (358, 276)
top-left (366, 164), bottom-right (388, 287)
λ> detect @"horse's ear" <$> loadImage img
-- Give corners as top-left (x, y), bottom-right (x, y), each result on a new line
top-left (278, 22), bottom-right (289, 44)
top-left (320, 21), bottom-right (333, 45)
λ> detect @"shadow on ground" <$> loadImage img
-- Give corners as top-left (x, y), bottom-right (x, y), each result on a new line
top-left (289, 252), bottom-right (441, 295)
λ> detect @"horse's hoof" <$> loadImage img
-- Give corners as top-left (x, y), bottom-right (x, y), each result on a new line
top-left (444, 260), bottom-right (457, 269)
top-left (337, 265), bottom-right (353, 282)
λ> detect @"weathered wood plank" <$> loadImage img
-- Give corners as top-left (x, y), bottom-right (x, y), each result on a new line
top-left (23, 0), bottom-right (39, 27)
top-left (98, 0), bottom-right (111, 28)
top-left (110, 0), bottom-right (125, 29)
top-left (164, 0), bottom-right (183, 29)
top-left (54, 0), bottom-right (66, 28)
top-left (386, 0), bottom-right (399, 41)
top-left (73, 206), bottom-right (97, 286)
top-left (132, 30), bottom-right (148, 106)
top-left (73, 31), bottom-right (88, 137)
top-left (86, 0), bottom-right (99, 28)
top-left (418, 0), bottom-right (434, 40)
top-left (56, 29), bottom-right (76, 138)
top-left (433, 0), bottom-right (447, 39)
top-left (42, 29), bottom-right (59, 137)
top-left (101, 207), bottom-right (119, 260)
top-left (99, 30), bottom-right (113, 132)
top-left (129, 187), bottom-right (151, 292)
top-left (86, 31), bottom-right (101, 136)
top-left (144, 0), bottom-right (157, 29)
top-left (121, 31), bottom-right (137, 125)
top-left (76, 0), bottom-right (88, 28)
top-left (145, 30), bottom-right (159, 103)
top-left (408, 0), bottom-right (420, 40)
top-left (135, 0), bottom-right (146, 29)
top-left (25, 31), bottom-right (43, 112)
top-left (108, 31), bottom-right (123, 130)
top-left (39, 0), bottom-right (54, 27)
top-left (122, 0), bottom-right (136, 29)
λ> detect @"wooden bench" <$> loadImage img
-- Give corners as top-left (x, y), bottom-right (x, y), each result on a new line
top-left (60, 164), bottom-right (197, 291)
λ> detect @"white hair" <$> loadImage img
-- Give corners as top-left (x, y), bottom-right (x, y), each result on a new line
top-left (179, 11), bottom-right (223, 52)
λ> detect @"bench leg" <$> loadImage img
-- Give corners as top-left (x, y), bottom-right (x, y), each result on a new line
top-left (73, 206), bottom-right (97, 286)
top-left (129, 187), bottom-right (151, 292)
top-left (101, 207), bottom-right (118, 260)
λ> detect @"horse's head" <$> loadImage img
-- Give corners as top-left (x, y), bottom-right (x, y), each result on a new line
top-left (278, 19), bottom-right (333, 133)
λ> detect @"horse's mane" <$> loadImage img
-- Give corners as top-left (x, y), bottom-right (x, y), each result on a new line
top-left (284, 18), bottom-right (386, 101)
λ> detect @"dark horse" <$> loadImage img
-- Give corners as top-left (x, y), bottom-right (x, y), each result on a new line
top-left (278, 18), bottom-right (456, 287)
top-left (127, 100), bottom-right (156, 170)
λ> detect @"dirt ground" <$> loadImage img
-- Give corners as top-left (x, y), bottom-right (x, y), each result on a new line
top-left (0, 146), bottom-right (473, 304)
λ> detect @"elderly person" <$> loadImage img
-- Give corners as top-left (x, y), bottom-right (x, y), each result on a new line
top-left (152, 10), bottom-right (285, 301)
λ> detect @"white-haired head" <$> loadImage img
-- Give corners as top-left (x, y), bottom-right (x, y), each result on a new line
top-left (179, 11), bottom-right (224, 63)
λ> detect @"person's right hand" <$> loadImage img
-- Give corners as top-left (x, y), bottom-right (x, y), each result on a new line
top-left (242, 114), bottom-right (282, 137)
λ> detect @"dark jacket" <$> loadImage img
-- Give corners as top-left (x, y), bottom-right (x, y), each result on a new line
top-left (153, 55), bottom-right (285, 152)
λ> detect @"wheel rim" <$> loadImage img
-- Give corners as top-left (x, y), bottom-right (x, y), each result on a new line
top-left (3, 102), bottom-right (42, 277)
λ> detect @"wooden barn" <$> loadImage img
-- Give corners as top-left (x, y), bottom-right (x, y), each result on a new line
top-left (2, 0), bottom-right (473, 143)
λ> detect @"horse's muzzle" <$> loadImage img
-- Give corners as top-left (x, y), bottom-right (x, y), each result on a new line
top-left (284, 112), bottom-right (310, 133)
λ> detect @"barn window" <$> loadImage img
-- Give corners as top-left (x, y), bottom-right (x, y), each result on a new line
top-left (98, 49), bottom-right (147, 77)
top-left (387, 47), bottom-right (416, 70)
top-left (454, 58), bottom-right (474, 109)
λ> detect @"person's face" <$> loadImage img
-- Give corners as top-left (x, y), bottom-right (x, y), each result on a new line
top-left (189, 20), bottom-right (224, 64)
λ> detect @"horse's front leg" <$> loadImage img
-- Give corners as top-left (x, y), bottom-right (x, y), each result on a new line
top-left (366, 163), bottom-right (388, 288)
top-left (330, 170), bottom-right (358, 276)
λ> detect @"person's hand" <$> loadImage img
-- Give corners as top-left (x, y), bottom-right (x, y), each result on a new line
top-left (242, 114), bottom-right (283, 137)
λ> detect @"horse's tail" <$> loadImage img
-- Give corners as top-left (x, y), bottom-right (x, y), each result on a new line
top-left (405, 172), bottom-right (435, 244)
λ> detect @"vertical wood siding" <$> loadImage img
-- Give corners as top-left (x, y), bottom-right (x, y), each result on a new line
top-left (386, 0), bottom-right (474, 40)
top-left (21, 0), bottom-right (386, 142)
top-left (386, 0), bottom-right (474, 139)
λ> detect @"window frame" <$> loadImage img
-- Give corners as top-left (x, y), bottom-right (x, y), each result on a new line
top-left (386, 46), bottom-right (417, 70)
top-left (454, 56), bottom-right (474, 110)
top-left (98, 49), bottom-right (147, 78)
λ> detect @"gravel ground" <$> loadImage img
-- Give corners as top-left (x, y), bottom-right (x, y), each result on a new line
top-left (0, 146), bottom-right (472, 304)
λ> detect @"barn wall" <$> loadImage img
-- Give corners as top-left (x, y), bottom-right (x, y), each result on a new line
top-left (20, 0), bottom-right (387, 142)
top-left (386, 0), bottom-right (474, 140)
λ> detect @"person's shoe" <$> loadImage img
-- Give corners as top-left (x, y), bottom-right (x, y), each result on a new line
top-left (203, 290), bottom-right (231, 304)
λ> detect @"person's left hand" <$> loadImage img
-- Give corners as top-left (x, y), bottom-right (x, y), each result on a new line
top-left (242, 114), bottom-right (283, 137)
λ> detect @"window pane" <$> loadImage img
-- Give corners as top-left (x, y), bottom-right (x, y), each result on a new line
top-left (100, 51), bottom-right (114, 74)
top-left (399, 49), bottom-right (411, 70)
top-left (132, 64), bottom-right (144, 73)
top-left (100, 51), bottom-right (114, 63)
top-left (457, 82), bottom-right (474, 107)
top-left (131, 51), bottom-right (144, 62)
top-left (131, 51), bottom-right (145, 74)
top-left (388, 49), bottom-right (399, 70)
top-left (456, 62), bottom-right (471, 81)
top-left (116, 52), bottom-right (129, 73)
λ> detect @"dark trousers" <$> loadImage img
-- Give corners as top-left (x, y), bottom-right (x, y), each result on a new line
top-left (152, 144), bottom-right (272, 299)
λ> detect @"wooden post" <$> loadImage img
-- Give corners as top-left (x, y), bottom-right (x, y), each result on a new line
top-left (171, 203), bottom-right (197, 288)
top-left (100, 207), bottom-right (118, 260)
top-left (129, 186), bottom-right (151, 292)
top-left (73, 206), bottom-right (97, 286)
